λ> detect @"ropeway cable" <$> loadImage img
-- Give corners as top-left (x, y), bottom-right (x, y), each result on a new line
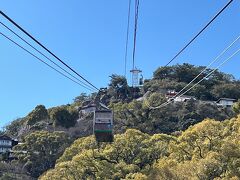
top-left (0, 21), bottom-right (96, 92)
top-left (0, 32), bottom-right (95, 92)
top-left (172, 35), bottom-right (240, 99)
top-left (145, 37), bottom-right (240, 109)
top-left (0, 10), bottom-right (99, 91)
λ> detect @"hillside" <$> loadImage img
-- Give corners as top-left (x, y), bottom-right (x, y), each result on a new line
top-left (40, 116), bottom-right (240, 179)
top-left (1, 63), bottom-right (240, 179)
top-left (4, 64), bottom-right (240, 138)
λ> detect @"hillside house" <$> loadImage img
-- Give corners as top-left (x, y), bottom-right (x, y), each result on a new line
top-left (80, 104), bottom-right (96, 114)
top-left (0, 135), bottom-right (18, 153)
top-left (166, 90), bottom-right (178, 99)
top-left (216, 98), bottom-right (236, 107)
top-left (174, 95), bottom-right (196, 102)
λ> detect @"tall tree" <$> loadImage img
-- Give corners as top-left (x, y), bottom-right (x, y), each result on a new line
top-left (26, 105), bottom-right (49, 126)
top-left (108, 74), bottom-right (130, 101)
top-left (49, 106), bottom-right (77, 128)
top-left (14, 131), bottom-right (71, 178)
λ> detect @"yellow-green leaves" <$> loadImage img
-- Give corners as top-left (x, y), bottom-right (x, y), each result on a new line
top-left (40, 129), bottom-right (174, 179)
top-left (41, 115), bottom-right (240, 179)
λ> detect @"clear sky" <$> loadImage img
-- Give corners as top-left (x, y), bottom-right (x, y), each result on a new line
top-left (0, 0), bottom-right (240, 127)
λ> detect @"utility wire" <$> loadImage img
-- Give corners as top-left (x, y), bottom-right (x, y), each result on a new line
top-left (0, 21), bottom-right (96, 92)
top-left (124, 0), bottom-right (132, 77)
top-left (145, 35), bottom-right (240, 109)
top-left (155, 47), bottom-right (240, 109)
top-left (0, 10), bottom-right (99, 91)
top-left (151, 48), bottom-right (240, 109)
top-left (172, 35), bottom-right (240, 99)
top-left (178, 47), bottom-right (240, 98)
top-left (145, 0), bottom-right (235, 109)
top-left (164, 0), bottom-right (234, 67)
top-left (132, 0), bottom-right (140, 70)
top-left (0, 32), bottom-right (95, 92)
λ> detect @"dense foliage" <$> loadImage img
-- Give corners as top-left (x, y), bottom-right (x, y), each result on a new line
top-left (5, 105), bottom-right (78, 139)
top-left (13, 131), bottom-right (71, 178)
top-left (2, 63), bottom-right (240, 179)
top-left (26, 105), bottom-right (49, 126)
top-left (5, 64), bottom-right (239, 138)
top-left (149, 63), bottom-right (240, 100)
top-left (40, 115), bottom-right (240, 179)
top-left (0, 162), bottom-right (33, 180)
top-left (112, 98), bottom-right (234, 134)
top-left (49, 106), bottom-right (78, 128)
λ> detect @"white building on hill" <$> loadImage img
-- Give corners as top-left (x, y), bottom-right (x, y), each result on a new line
top-left (174, 95), bottom-right (196, 102)
top-left (216, 98), bottom-right (236, 107)
top-left (0, 135), bottom-right (13, 153)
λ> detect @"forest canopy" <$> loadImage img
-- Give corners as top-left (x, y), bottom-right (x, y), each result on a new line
top-left (40, 115), bottom-right (240, 179)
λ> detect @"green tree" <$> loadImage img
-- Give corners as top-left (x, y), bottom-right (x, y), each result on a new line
top-left (233, 100), bottom-right (240, 114)
top-left (0, 161), bottom-right (32, 180)
top-left (211, 84), bottom-right (240, 100)
top-left (40, 115), bottom-right (240, 179)
top-left (175, 63), bottom-right (201, 83)
top-left (49, 106), bottom-right (77, 128)
top-left (108, 74), bottom-right (130, 101)
top-left (74, 93), bottom-right (88, 103)
top-left (73, 93), bottom-right (90, 106)
top-left (5, 118), bottom-right (24, 137)
top-left (153, 66), bottom-right (176, 80)
top-left (26, 105), bottom-right (48, 126)
top-left (147, 92), bottom-right (166, 108)
top-left (14, 131), bottom-right (71, 178)
top-left (40, 129), bottom-right (174, 179)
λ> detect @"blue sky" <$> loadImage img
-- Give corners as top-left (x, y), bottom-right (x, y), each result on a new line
top-left (0, 0), bottom-right (240, 127)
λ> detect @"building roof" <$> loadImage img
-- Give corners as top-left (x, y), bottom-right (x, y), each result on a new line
top-left (82, 100), bottom-right (92, 106)
top-left (175, 95), bottom-right (196, 99)
top-left (136, 97), bottom-right (144, 101)
top-left (81, 104), bottom-right (96, 110)
top-left (217, 98), bottom-right (236, 102)
top-left (0, 135), bottom-right (12, 141)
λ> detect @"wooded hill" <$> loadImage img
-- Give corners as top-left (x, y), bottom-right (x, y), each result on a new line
top-left (5, 63), bottom-right (240, 138)
top-left (1, 63), bottom-right (240, 179)
top-left (40, 115), bottom-right (240, 179)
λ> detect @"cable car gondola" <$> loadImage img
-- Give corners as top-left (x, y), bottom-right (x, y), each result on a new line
top-left (93, 109), bottom-right (113, 142)
top-left (79, 88), bottom-right (114, 142)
